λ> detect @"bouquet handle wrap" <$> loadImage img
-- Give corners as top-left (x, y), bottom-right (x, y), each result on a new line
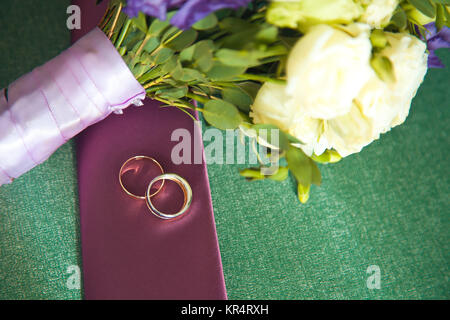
top-left (0, 28), bottom-right (146, 186)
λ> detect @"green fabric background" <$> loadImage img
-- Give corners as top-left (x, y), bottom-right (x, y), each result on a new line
top-left (0, 0), bottom-right (449, 300)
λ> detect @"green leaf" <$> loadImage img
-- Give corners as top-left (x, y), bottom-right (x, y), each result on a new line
top-left (267, 166), bottom-right (289, 181)
top-left (156, 86), bottom-right (188, 100)
top-left (203, 99), bottom-right (242, 130)
top-left (138, 65), bottom-right (166, 83)
top-left (370, 55), bottom-right (396, 83)
top-left (180, 44), bottom-right (195, 62)
top-left (255, 26), bottom-right (278, 44)
top-left (206, 62), bottom-right (246, 81)
top-left (132, 12), bottom-right (147, 33)
top-left (297, 184), bottom-right (310, 204)
top-left (162, 26), bottom-right (181, 43)
top-left (148, 19), bottom-right (170, 37)
top-left (445, 5), bottom-right (450, 27)
top-left (219, 17), bottom-right (254, 32)
top-left (216, 49), bottom-right (260, 67)
top-left (151, 47), bottom-right (174, 64)
top-left (311, 150), bottom-right (342, 164)
top-left (434, 0), bottom-right (450, 4)
top-left (436, 4), bottom-right (446, 30)
top-left (161, 54), bottom-right (178, 73)
top-left (143, 37), bottom-right (160, 54)
top-left (165, 29), bottom-right (198, 51)
top-left (193, 41), bottom-right (214, 72)
top-left (222, 86), bottom-right (253, 113)
top-left (286, 146), bottom-right (312, 187)
top-left (192, 13), bottom-right (218, 30)
top-left (132, 63), bottom-right (150, 79)
top-left (239, 168), bottom-right (265, 180)
top-left (390, 9), bottom-right (407, 30)
top-left (237, 82), bottom-right (261, 100)
top-left (408, 0), bottom-right (435, 18)
top-left (172, 68), bottom-right (205, 82)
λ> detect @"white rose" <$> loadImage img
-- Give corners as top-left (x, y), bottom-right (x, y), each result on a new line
top-left (356, 32), bottom-right (428, 135)
top-left (286, 23), bottom-right (372, 120)
top-left (251, 26), bottom-right (428, 158)
top-left (357, 0), bottom-right (399, 28)
top-left (250, 83), bottom-right (375, 157)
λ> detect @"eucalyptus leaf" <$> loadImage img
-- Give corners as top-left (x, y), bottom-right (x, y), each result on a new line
top-left (203, 99), bottom-right (242, 130)
top-left (162, 26), bottom-right (181, 43)
top-left (206, 62), bottom-right (246, 81)
top-left (138, 65), bottom-right (166, 83)
top-left (193, 40), bottom-right (215, 72)
top-left (156, 86), bottom-right (188, 99)
top-left (408, 0), bottom-right (435, 18)
top-left (193, 13), bottom-right (218, 30)
top-left (151, 47), bottom-right (174, 64)
top-left (180, 45), bottom-right (196, 62)
top-left (165, 29), bottom-right (198, 51)
top-left (390, 9), bottom-right (407, 30)
top-left (216, 49), bottom-right (260, 67)
top-left (161, 54), bottom-right (178, 73)
top-left (219, 17), bottom-right (254, 33)
top-left (148, 19), bottom-right (170, 37)
top-left (132, 63), bottom-right (150, 79)
top-left (132, 12), bottom-right (147, 33)
top-left (172, 67), bottom-right (205, 82)
top-left (143, 37), bottom-right (160, 54)
top-left (222, 86), bottom-right (253, 112)
top-left (237, 82), bottom-right (261, 100)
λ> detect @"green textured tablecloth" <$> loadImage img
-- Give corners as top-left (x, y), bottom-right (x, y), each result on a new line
top-left (0, 0), bottom-right (449, 300)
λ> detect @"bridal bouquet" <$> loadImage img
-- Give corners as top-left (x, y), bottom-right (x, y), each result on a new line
top-left (1, 0), bottom-right (448, 203)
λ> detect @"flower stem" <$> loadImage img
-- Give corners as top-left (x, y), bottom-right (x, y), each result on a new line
top-left (108, 3), bottom-right (123, 39)
top-left (186, 92), bottom-right (209, 104)
top-left (115, 19), bottom-right (131, 49)
top-left (238, 73), bottom-right (286, 84)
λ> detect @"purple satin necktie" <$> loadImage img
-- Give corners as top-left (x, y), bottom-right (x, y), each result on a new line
top-left (73, 0), bottom-right (227, 299)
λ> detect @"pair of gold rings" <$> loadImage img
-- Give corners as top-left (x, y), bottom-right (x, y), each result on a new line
top-left (119, 156), bottom-right (192, 220)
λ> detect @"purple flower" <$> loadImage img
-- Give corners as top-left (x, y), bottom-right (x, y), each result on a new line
top-left (419, 23), bottom-right (450, 69)
top-left (123, 0), bottom-right (251, 29)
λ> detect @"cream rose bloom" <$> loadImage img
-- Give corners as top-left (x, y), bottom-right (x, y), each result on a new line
top-left (286, 23), bottom-right (373, 120)
top-left (357, 0), bottom-right (399, 28)
top-left (251, 26), bottom-right (428, 158)
top-left (356, 32), bottom-right (428, 135)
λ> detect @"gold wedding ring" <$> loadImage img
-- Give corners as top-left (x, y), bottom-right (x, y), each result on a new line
top-left (119, 156), bottom-right (192, 220)
top-left (145, 173), bottom-right (193, 220)
top-left (119, 156), bottom-right (164, 199)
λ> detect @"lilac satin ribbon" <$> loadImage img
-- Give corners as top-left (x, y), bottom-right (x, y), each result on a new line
top-left (0, 28), bottom-right (146, 186)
